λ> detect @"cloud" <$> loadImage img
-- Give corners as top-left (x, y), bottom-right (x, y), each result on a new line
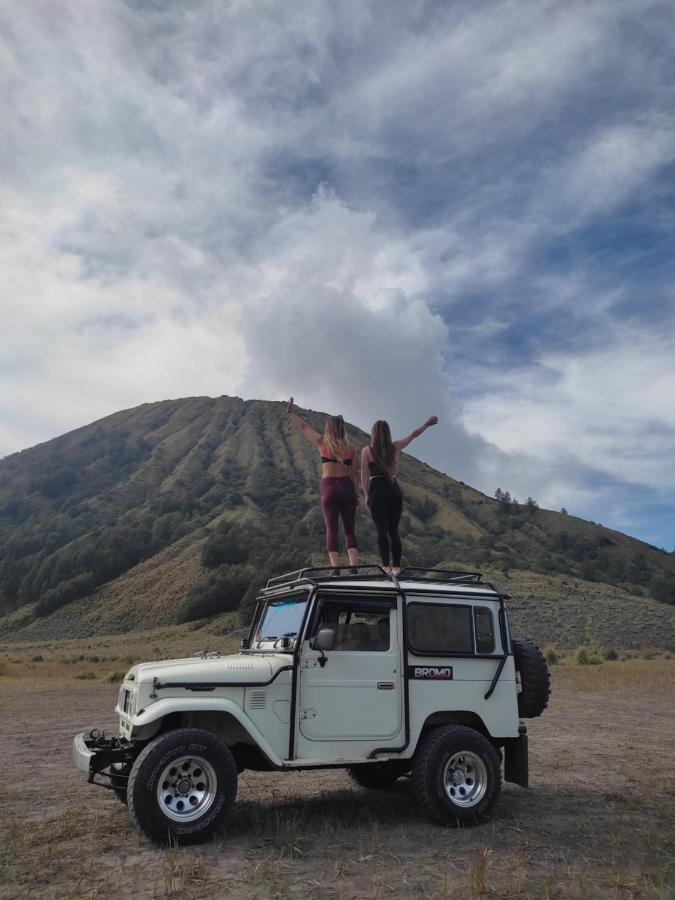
top-left (1, 0), bottom-right (674, 546)
top-left (238, 189), bottom-right (494, 479)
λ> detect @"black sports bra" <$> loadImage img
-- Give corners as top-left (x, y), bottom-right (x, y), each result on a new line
top-left (321, 456), bottom-right (352, 466)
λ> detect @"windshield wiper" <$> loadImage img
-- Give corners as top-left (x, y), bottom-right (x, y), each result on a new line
top-left (262, 635), bottom-right (278, 641)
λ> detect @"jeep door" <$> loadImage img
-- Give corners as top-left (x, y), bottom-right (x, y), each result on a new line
top-left (297, 594), bottom-right (403, 746)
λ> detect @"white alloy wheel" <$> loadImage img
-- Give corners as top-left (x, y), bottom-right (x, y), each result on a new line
top-left (157, 755), bottom-right (218, 823)
top-left (442, 750), bottom-right (488, 808)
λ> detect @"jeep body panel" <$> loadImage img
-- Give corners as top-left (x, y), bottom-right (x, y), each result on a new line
top-left (125, 653), bottom-right (284, 685)
top-left (117, 654), bottom-right (294, 761)
top-left (403, 593), bottom-right (520, 742)
top-left (126, 696), bottom-right (287, 766)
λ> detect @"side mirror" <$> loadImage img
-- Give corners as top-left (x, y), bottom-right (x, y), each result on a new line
top-left (311, 628), bottom-right (335, 652)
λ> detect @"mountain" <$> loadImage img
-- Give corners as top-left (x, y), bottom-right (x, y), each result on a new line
top-left (0, 396), bottom-right (673, 649)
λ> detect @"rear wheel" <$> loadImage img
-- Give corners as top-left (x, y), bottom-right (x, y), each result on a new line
top-left (411, 726), bottom-right (501, 825)
top-left (127, 728), bottom-right (237, 844)
top-left (348, 762), bottom-right (409, 790)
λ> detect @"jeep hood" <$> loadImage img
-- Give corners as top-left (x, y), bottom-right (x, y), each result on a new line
top-left (126, 653), bottom-right (289, 686)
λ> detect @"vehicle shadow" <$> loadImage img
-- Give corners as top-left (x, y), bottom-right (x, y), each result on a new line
top-left (223, 775), bottom-right (589, 843)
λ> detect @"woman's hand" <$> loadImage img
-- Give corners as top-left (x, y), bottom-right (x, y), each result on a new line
top-left (426, 415), bottom-right (439, 427)
top-left (286, 396), bottom-right (294, 414)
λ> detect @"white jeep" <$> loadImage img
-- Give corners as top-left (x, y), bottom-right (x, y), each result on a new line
top-left (73, 566), bottom-right (550, 844)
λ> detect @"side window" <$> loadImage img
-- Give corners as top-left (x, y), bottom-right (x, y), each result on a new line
top-left (407, 604), bottom-right (474, 654)
top-left (315, 600), bottom-right (392, 652)
top-left (474, 607), bottom-right (495, 653)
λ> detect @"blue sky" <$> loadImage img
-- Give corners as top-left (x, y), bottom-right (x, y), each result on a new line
top-left (1, 0), bottom-right (674, 549)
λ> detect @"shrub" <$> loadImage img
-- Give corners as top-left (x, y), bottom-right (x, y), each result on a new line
top-left (544, 646), bottom-right (559, 665)
top-left (649, 574), bottom-right (675, 605)
top-left (576, 646), bottom-right (601, 665)
top-left (602, 647), bottom-right (618, 661)
top-left (176, 567), bottom-right (250, 624)
top-left (35, 574), bottom-right (93, 617)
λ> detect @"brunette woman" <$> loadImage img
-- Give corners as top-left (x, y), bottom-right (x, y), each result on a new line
top-left (361, 416), bottom-right (438, 575)
top-left (286, 397), bottom-right (359, 569)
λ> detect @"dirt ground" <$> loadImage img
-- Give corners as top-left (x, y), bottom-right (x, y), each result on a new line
top-left (1, 660), bottom-right (673, 899)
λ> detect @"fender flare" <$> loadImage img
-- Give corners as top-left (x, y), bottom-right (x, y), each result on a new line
top-left (131, 698), bottom-right (285, 767)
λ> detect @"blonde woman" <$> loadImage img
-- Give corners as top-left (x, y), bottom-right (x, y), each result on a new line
top-left (286, 398), bottom-right (359, 569)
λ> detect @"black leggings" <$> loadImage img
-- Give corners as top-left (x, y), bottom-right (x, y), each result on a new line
top-left (368, 477), bottom-right (403, 567)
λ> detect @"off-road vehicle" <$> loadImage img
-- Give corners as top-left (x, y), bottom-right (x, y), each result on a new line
top-left (73, 566), bottom-right (550, 843)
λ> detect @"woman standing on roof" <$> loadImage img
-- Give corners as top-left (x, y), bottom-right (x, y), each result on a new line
top-left (361, 416), bottom-right (438, 576)
top-left (286, 397), bottom-right (359, 571)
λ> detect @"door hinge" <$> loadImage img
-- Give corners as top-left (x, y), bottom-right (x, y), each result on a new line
top-left (300, 709), bottom-right (317, 720)
top-left (301, 659), bottom-right (318, 669)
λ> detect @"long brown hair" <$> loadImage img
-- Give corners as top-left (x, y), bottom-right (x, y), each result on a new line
top-left (322, 415), bottom-right (348, 460)
top-left (370, 420), bottom-right (397, 480)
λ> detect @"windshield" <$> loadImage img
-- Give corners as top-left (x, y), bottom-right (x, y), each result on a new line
top-left (255, 598), bottom-right (308, 645)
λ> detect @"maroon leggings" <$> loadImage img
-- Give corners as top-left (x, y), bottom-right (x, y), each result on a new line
top-left (320, 477), bottom-right (358, 553)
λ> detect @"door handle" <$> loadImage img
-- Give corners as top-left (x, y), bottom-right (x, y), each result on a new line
top-left (377, 682), bottom-right (395, 690)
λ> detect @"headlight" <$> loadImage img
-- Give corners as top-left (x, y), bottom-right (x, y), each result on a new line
top-left (118, 687), bottom-right (138, 717)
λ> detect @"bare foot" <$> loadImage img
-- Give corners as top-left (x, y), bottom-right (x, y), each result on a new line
top-left (391, 567), bottom-right (401, 577)
top-left (382, 566), bottom-right (392, 575)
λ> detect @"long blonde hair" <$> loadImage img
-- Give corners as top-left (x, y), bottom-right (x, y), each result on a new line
top-left (322, 415), bottom-right (348, 460)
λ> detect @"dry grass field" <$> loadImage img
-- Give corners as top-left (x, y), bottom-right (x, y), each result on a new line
top-left (0, 655), bottom-right (673, 899)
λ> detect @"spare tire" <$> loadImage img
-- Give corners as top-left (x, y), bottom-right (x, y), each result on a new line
top-left (512, 638), bottom-right (550, 718)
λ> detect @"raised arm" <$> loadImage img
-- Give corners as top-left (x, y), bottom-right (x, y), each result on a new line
top-left (393, 416), bottom-right (439, 452)
top-left (286, 397), bottom-right (322, 446)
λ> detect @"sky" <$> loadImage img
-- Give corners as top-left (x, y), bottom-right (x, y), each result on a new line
top-left (2, 0), bottom-right (675, 549)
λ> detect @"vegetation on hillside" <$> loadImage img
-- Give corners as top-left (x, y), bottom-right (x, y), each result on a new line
top-left (0, 397), bottom-right (673, 641)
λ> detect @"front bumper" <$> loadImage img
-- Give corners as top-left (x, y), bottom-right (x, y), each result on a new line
top-left (73, 732), bottom-right (94, 773)
top-left (72, 730), bottom-right (141, 783)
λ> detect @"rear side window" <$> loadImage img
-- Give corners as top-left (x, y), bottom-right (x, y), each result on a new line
top-left (474, 607), bottom-right (495, 653)
top-left (407, 604), bottom-right (473, 654)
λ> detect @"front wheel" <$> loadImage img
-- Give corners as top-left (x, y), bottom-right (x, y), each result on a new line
top-left (411, 726), bottom-right (501, 825)
top-left (127, 728), bottom-right (237, 844)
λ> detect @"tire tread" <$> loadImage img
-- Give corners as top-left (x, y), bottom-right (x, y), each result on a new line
top-left (127, 728), bottom-right (237, 844)
top-left (512, 638), bottom-right (550, 718)
top-left (411, 725), bottom-right (501, 826)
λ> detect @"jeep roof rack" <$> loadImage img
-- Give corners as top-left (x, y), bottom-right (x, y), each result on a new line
top-left (397, 566), bottom-right (483, 584)
top-left (265, 564), bottom-right (389, 589)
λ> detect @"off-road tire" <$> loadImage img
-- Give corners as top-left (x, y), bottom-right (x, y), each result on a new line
top-left (512, 638), bottom-right (550, 718)
top-left (127, 728), bottom-right (237, 844)
top-left (348, 762), bottom-right (409, 790)
top-left (411, 726), bottom-right (501, 825)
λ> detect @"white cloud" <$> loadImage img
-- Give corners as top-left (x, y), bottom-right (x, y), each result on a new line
top-left (462, 327), bottom-right (675, 493)
top-left (1, 0), bottom-right (674, 544)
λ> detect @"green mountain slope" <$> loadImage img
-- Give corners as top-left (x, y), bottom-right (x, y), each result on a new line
top-left (0, 396), bottom-right (673, 648)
